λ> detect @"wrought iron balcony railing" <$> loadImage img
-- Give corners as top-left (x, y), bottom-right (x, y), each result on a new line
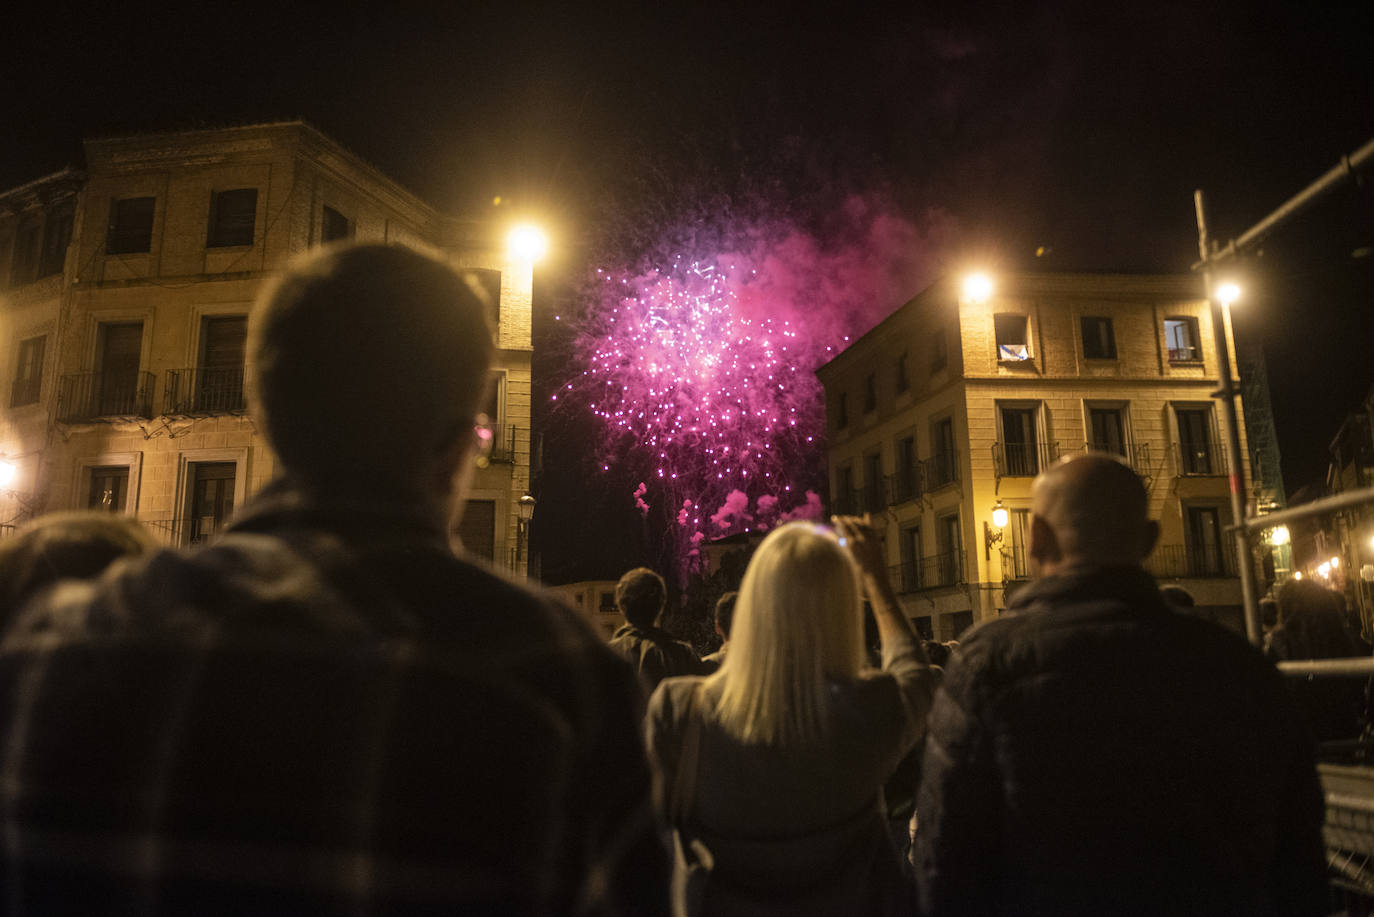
top-left (993, 441), bottom-right (1059, 478)
top-left (1080, 441), bottom-right (1154, 474)
top-left (165, 366), bottom-right (246, 414)
top-left (57, 371), bottom-right (154, 422)
top-left (891, 549), bottom-right (964, 593)
top-left (1144, 543), bottom-right (1238, 578)
top-left (1001, 543), bottom-right (1031, 581)
top-left (1174, 441), bottom-right (1228, 476)
top-left (887, 466), bottom-right (924, 506)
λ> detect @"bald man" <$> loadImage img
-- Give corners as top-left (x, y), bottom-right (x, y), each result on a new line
top-left (913, 454), bottom-right (1326, 917)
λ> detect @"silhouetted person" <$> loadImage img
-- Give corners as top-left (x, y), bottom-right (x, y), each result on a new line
top-left (0, 510), bottom-right (156, 624)
top-left (609, 566), bottom-right (707, 689)
top-left (914, 454), bottom-right (1326, 917)
top-left (646, 518), bottom-right (937, 915)
top-left (701, 590), bottom-right (737, 670)
top-left (1267, 577), bottom-right (1367, 742)
top-left (0, 244), bottom-right (667, 915)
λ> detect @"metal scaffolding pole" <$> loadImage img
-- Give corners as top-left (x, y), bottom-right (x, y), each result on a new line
top-left (1194, 190), bottom-right (1261, 643)
top-left (1191, 134), bottom-right (1374, 645)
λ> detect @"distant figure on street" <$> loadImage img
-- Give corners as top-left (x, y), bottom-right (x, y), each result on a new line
top-left (0, 244), bottom-right (668, 915)
top-left (0, 510), bottom-right (157, 625)
top-left (914, 454), bottom-right (1326, 917)
top-left (647, 518), bottom-right (937, 915)
top-left (700, 590), bottom-right (737, 671)
top-left (609, 566), bottom-right (709, 689)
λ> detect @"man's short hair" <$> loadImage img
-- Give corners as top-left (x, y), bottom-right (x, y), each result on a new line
top-left (248, 243), bottom-right (494, 493)
top-left (1033, 454), bottom-right (1153, 564)
top-left (616, 567), bottom-right (666, 628)
top-left (715, 591), bottom-right (738, 639)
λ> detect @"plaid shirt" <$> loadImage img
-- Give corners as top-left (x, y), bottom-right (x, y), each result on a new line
top-left (0, 480), bottom-right (668, 915)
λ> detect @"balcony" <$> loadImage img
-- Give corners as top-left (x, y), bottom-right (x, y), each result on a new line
top-left (1145, 543), bottom-right (1238, 579)
top-left (1174, 441), bottom-right (1228, 476)
top-left (891, 549), bottom-right (964, 593)
top-left (489, 423), bottom-right (517, 464)
top-left (165, 367), bottom-right (246, 414)
top-left (993, 441), bottom-right (1059, 478)
top-left (1082, 441), bottom-right (1154, 474)
top-left (887, 466), bottom-right (924, 506)
top-left (57, 371), bottom-right (154, 422)
top-left (926, 449), bottom-right (960, 490)
top-left (1001, 543), bottom-right (1031, 581)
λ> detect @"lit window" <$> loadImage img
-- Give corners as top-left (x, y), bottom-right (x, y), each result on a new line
top-left (994, 314), bottom-right (1030, 361)
top-left (1165, 317), bottom-right (1201, 362)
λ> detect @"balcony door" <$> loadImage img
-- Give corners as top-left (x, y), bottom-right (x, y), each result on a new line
top-left (1000, 406), bottom-right (1039, 476)
top-left (1089, 407), bottom-right (1128, 457)
top-left (1187, 506), bottom-right (1225, 576)
top-left (197, 316), bottom-right (247, 411)
top-left (1176, 407), bottom-right (1215, 474)
top-left (88, 466), bottom-right (129, 512)
top-left (188, 462), bottom-right (236, 544)
top-left (97, 322), bottom-right (142, 416)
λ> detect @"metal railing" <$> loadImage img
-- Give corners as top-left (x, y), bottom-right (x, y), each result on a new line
top-left (1001, 543), bottom-right (1031, 580)
top-left (1174, 440), bottom-right (1228, 476)
top-left (56, 371), bottom-right (154, 422)
top-left (993, 441), bottom-right (1059, 478)
top-left (1145, 543), bottom-right (1238, 579)
top-left (1082, 441), bottom-right (1153, 474)
top-left (489, 423), bottom-right (517, 464)
top-left (926, 449), bottom-right (959, 489)
top-left (165, 366), bottom-right (246, 414)
top-left (891, 550), bottom-right (964, 593)
top-left (887, 466), bottom-right (924, 505)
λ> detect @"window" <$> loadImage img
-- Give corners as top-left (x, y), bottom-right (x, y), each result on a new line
top-left (88, 466), bottom-right (130, 512)
top-left (999, 406), bottom-right (1040, 476)
top-left (894, 434), bottom-right (919, 502)
top-left (188, 462), bottom-right (236, 544)
top-left (835, 465), bottom-right (855, 515)
top-left (197, 316), bottom-right (247, 411)
top-left (1081, 316), bottom-right (1117, 359)
top-left (863, 451), bottom-right (883, 512)
top-left (207, 189), bottom-right (258, 248)
top-left (107, 197), bottom-right (155, 255)
top-left (931, 329), bottom-right (948, 373)
top-left (836, 392), bottom-right (849, 429)
top-left (931, 417), bottom-right (957, 487)
top-left (10, 217), bottom-right (41, 286)
top-left (1186, 506), bottom-right (1225, 576)
top-left (599, 591), bottom-right (616, 613)
top-left (863, 373), bottom-right (877, 413)
top-left (994, 313), bottom-right (1030, 361)
top-left (1164, 317), bottom-right (1201, 362)
top-left (1007, 509), bottom-right (1032, 579)
top-left (899, 526), bottom-right (922, 592)
top-left (39, 205), bottom-right (74, 278)
top-left (948, 610), bottom-right (975, 639)
top-left (321, 205), bottom-right (351, 243)
top-left (937, 514), bottom-right (962, 585)
top-left (895, 353), bottom-right (909, 393)
top-left (457, 500), bottom-right (497, 560)
top-left (97, 322), bottom-right (143, 416)
top-left (1088, 406), bottom-right (1127, 457)
top-left (11, 336), bottom-right (45, 407)
top-left (1176, 406), bottom-right (1217, 474)
top-left (469, 268), bottom-right (502, 328)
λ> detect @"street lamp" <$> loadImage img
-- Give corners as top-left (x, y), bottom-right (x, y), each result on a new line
top-left (984, 500), bottom-right (1007, 561)
top-left (962, 272), bottom-right (994, 304)
top-left (507, 224), bottom-right (549, 263)
top-left (0, 458), bottom-right (15, 488)
top-left (1216, 282), bottom-right (1241, 307)
top-left (1269, 525), bottom-right (1290, 546)
top-left (516, 492), bottom-right (537, 575)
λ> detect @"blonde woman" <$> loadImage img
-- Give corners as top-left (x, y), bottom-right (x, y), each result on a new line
top-left (646, 516), bottom-right (938, 916)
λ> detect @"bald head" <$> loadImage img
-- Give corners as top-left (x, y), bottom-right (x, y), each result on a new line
top-left (1029, 454), bottom-right (1158, 574)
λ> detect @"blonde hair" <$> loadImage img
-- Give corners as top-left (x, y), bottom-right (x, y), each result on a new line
top-left (710, 522), bottom-right (866, 745)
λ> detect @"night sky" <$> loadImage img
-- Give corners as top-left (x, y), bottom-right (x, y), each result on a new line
top-left (4, 1), bottom-right (1371, 578)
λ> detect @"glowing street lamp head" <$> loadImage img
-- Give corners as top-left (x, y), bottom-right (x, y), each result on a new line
top-left (963, 272), bottom-right (994, 304)
top-left (508, 224), bottom-right (548, 263)
top-left (1269, 525), bottom-right (1290, 546)
top-left (991, 501), bottom-right (1008, 529)
top-left (1216, 282), bottom-right (1241, 306)
top-left (0, 459), bottom-right (14, 488)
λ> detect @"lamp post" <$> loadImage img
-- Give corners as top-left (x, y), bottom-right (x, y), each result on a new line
top-left (517, 492), bottom-right (536, 576)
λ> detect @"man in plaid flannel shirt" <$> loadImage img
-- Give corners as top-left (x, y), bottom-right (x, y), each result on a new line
top-left (0, 244), bottom-right (669, 915)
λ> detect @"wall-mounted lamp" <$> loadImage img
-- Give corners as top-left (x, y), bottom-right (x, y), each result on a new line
top-left (984, 500), bottom-right (1007, 561)
top-left (516, 492), bottom-right (537, 575)
top-left (0, 457), bottom-right (15, 488)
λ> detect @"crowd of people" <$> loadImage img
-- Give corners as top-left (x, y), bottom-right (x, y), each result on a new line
top-left (0, 242), bottom-right (1347, 915)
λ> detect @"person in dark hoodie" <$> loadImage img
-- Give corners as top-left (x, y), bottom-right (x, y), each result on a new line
top-left (914, 453), bottom-right (1326, 917)
top-left (608, 566), bottom-right (709, 689)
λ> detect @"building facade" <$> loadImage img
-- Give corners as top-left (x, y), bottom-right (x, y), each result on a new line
top-left (0, 122), bottom-right (535, 572)
top-left (818, 271), bottom-right (1254, 639)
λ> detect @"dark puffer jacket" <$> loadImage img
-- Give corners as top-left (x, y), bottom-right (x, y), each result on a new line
top-left (914, 565), bottom-right (1327, 917)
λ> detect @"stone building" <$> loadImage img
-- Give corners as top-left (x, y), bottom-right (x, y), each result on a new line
top-left (817, 271), bottom-right (1254, 639)
top-left (0, 122), bottom-right (536, 573)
